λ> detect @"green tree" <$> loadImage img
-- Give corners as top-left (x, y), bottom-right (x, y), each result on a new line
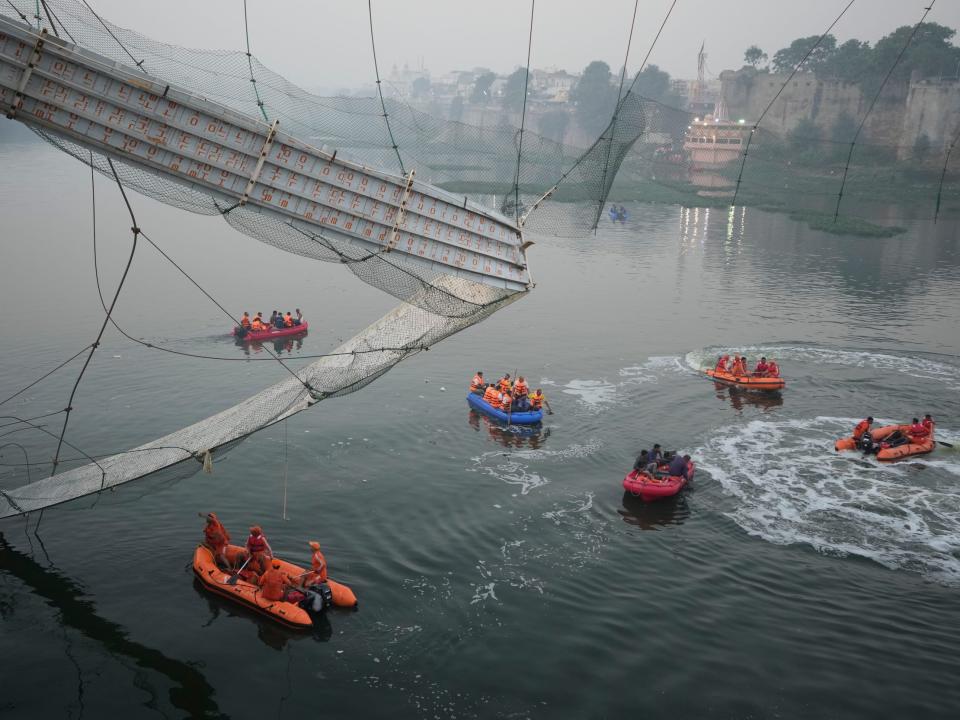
top-left (827, 112), bottom-right (859, 161)
top-left (744, 45), bottom-right (768, 68)
top-left (817, 39), bottom-right (872, 83)
top-left (411, 76), bottom-right (430, 99)
top-left (772, 34), bottom-right (837, 73)
top-left (630, 64), bottom-right (671, 102)
top-left (571, 60), bottom-right (616, 136)
top-left (788, 117), bottom-right (821, 156)
top-left (538, 109), bottom-right (571, 143)
top-left (502, 67), bottom-right (529, 113)
top-left (470, 71), bottom-right (496, 104)
top-left (871, 22), bottom-right (960, 84)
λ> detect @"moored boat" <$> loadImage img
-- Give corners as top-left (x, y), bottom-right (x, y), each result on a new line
top-left (233, 321), bottom-right (308, 342)
top-left (192, 543), bottom-right (356, 630)
top-left (466, 393), bottom-right (543, 425)
top-left (704, 367), bottom-right (785, 391)
top-left (622, 461), bottom-right (695, 502)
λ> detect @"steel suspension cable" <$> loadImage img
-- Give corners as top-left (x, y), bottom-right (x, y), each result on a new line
top-left (367, 0), bottom-right (406, 175)
top-left (242, 0), bottom-right (269, 121)
top-left (934, 124), bottom-right (960, 224)
top-left (731, 0), bottom-right (855, 207)
top-left (833, 1), bottom-right (936, 221)
top-left (511, 0), bottom-right (535, 224)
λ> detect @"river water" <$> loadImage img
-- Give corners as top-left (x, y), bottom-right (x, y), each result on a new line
top-left (2, 126), bottom-right (960, 718)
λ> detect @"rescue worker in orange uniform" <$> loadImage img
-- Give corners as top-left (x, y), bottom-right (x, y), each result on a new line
top-left (240, 312), bottom-right (252, 329)
top-left (303, 540), bottom-right (328, 587)
top-left (283, 311), bottom-right (294, 328)
top-left (766, 359), bottom-right (780, 377)
top-left (500, 388), bottom-right (513, 413)
top-left (729, 356), bottom-right (745, 376)
top-left (715, 355), bottom-right (729, 372)
top-left (852, 416), bottom-right (874, 441)
top-left (259, 560), bottom-right (294, 602)
top-left (908, 417), bottom-right (930, 443)
top-left (201, 512), bottom-right (230, 568)
top-left (483, 384), bottom-right (501, 409)
top-left (754, 357), bottom-right (770, 376)
top-left (251, 312), bottom-right (266, 331)
top-left (470, 371), bottom-right (485, 394)
top-left (498, 374), bottom-right (512, 393)
top-left (922, 414), bottom-right (935, 436)
top-left (245, 525), bottom-right (273, 576)
top-left (513, 376), bottom-right (529, 398)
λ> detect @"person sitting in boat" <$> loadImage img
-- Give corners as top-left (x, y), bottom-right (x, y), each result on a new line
top-left (201, 512), bottom-right (231, 568)
top-left (251, 312), bottom-right (267, 331)
top-left (240, 312), bottom-right (252, 330)
top-left (513, 376), bottom-right (529, 398)
top-left (283, 311), bottom-right (294, 328)
top-left (514, 391), bottom-right (531, 412)
top-left (259, 560), bottom-right (295, 602)
top-left (754, 357), bottom-right (770, 375)
top-left (303, 540), bottom-right (327, 587)
top-left (852, 417), bottom-right (874, 442)
top-left (766, 359), bottom-right (780, 377)
top-left (498, 374), bottom-right (512, 393)
top-left (273, 311), bottom-right (285, 329)
top-left (633, 450), bottom-right (651, 475)
top-left (500, 388), bottom-right (513, 412)
top-left (922, 414), bottom-right (935, 436)
top-left (483, 383), bottom-right (501, 408)
top-left (470, 371), bottom-right (485, 395)
top-left (245, 525), bottom-right (273, 576)
top-left (529, 388), bottom-right (545, 411)
top-left (729, 356), bottom-right (746, 376)
top-left (666, 453), bottom-right (692, 480)
top-left (294, 308), bottom-right (303, 326)
top-left (648, 444), bottom-right (663, 469)
top-left (715, 355), bottom-right (730, 372)
top-left (907, 417), bottom-right (930, 443)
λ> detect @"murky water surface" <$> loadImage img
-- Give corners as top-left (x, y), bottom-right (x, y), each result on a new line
top-left (2, 129), bottom-right (960, 718)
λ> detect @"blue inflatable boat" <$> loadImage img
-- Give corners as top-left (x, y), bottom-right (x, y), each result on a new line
top-left (466, 393), bottom-right (543, 425)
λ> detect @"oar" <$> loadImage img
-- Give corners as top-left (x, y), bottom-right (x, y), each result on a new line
top-left (226, 555), bottom-right (251, 585)
top-left (937, 440), bottom-right (954, 448)
top-left (507, 367), bottom-right (517, 426)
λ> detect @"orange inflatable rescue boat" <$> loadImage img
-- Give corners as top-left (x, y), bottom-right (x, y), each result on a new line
top-left (835, 424), bottom-right (935, 461)
top-left (193, 544), bottom-right (356, 630)
top-left (704, 368), bottom-right (785, 391)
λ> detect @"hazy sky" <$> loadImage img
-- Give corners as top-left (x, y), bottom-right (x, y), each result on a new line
top-left (82, 1), bottom-right (960, 92)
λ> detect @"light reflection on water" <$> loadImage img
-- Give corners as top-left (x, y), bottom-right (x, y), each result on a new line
top-left (1, 132), bottom-right (960, 718)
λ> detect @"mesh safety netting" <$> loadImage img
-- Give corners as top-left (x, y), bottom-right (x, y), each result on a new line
top-left (0, 0), bottom-right (657, 517)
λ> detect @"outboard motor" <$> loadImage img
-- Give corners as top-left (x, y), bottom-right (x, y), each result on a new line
top-left (858, 431), bottom-right (875, 455)
top-left (299, 583), bottom-right (333, 613)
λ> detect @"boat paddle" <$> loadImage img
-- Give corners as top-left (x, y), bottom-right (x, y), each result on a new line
top-left (507, 367), bottom-right (517, 426)
top-left (937, 440), bottom-right (954, 448)
top-left (226, 555), bottom-right (251, 585)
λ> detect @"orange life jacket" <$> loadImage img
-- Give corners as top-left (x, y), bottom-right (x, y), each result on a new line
top-left (500, 392), bottom-right (513, 409)
top-left (308, 549), bottom-right (328, 584)
top-left (259, 567), bottom-right (290, 601)
top-left (767, 362), bottom-right (779, 377)
top-left (498, 378), bottom-right (511, 393)
top-left (251, 319), bottom-right (265, 331)
top-left (241, 314), bottom-right (251, 329)
top-left (284, 313), bottom-right (293, 327)
top-left (529, 392), bottom-right (543, 410)
top-left (852, 420), bottom-right (870, 440)
top-left (909, 422), bottom-right (929, 439)
top-left (922, 418), bottom-right (935, 434)
top-left (514, 380), bottom-right (528, 397)
top-left (483, 386), bottom-right (499, 407)
top-left (247, 532), bottom-right (268, 555)
top-left (471, 375), bottom-right (483, 390)
top-left (715, 356), bottom-right (728, 371)
top-left (204, 517), bottom-right (229, 549)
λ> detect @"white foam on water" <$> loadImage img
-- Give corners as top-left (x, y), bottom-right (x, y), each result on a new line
top-left (697, 416), bottom-right (960, 584)
top-left (561, 378), bottom-right (618, 408)
top-left (686, 344), bottom-right (960, 391)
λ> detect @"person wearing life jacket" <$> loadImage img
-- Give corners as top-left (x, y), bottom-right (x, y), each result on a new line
top-left (483, 384), bottom-right (500, 408)
top-left (303, 540), bottom-right (328, 587)
top-left (202, 512), bottom-right (230, 567)
top-left (715, 355), bottom-right (729, 373)
top-left (500, 389), bottom-right (513, 413)
top-left (766, 359), bottom-right (780, 378)
top-left (513, 376), bottom-right (529, 398)
top-left (729, 356), bottom-right (745, 376)
top-left (852, 416), bottom-right (874, 441)
top-left (251, 312), bottom-right (266, 331)
top-left (908, 417), bottom-right (930, 442)
top-left (471, 371), bottom-right (485, 394)
top-left (498, 374), bottom-right (512, 393)
top-left (529, 388), bottom-right (550, 413)
top-left (754, 357), bottom-right (770, 376)
top-left (259, 560), bottom-right (294, 602)
top-left (283, 311), bottom-right (294, 328)
top-left (240, 312), bottom-right (252, 330)
top-left (245, 525), bottom-right (273, 576)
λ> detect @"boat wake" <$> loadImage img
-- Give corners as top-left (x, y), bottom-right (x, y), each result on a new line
top-left (686, 344), bottom-right (960, 391)
top-left (696, 416), bottom-right (960, 585)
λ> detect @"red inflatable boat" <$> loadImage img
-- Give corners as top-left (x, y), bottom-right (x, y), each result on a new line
top-left (233, 321), bottom-right (308, 342)
top-left (835, 424), bottom-right (935, 461)
top-left (622, 461), bottom-right (695, 502)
